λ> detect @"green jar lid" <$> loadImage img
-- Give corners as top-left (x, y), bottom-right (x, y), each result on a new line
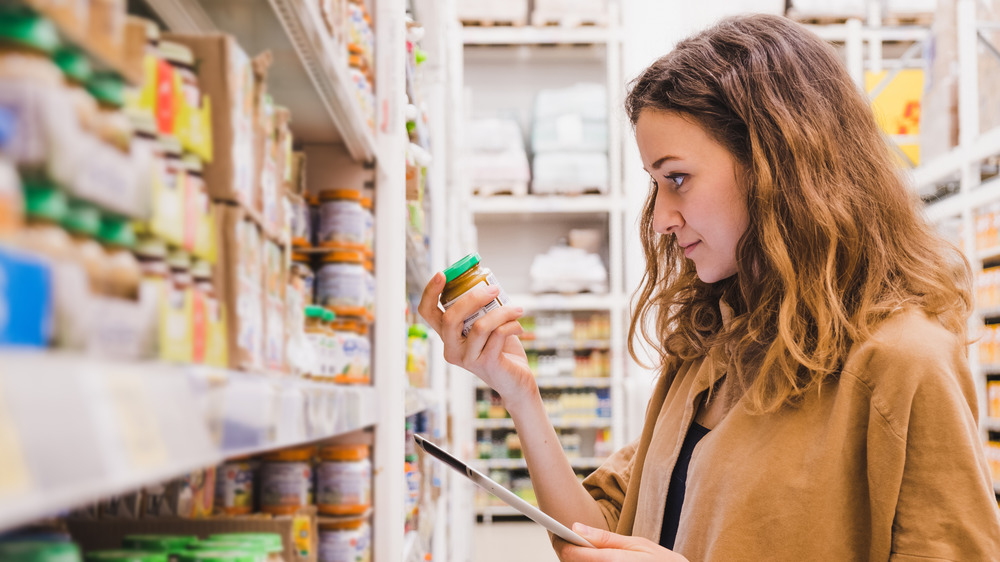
top-left (443, 252), bottom-right (480, 283)
top-left (305, 305), bottom-right (325, 319)
top-left (0, 541), bottom-right (82, 562)
top-left (62, 200), bottom-right (101, 236)
top-left (0, 6), bottom-right (61, 54)
top-left (24, 187), bottom-right (68, 223)
top-left (206, 534), bottom-right (281, 553)
top-left (322, 309), bottom-right (335, 322)
top-left (176, 551), bottom-right (255, 562)
top-left (97, 215), bottom-right (136, 249)
top-left (122, 536), bottom-right (198, 552)
top-left (53, 48), bottom-right (92, 84)
top-left (86, 72), bottom-right (126, 108)
top-left (408, 324), bottom-right (428, 338)
top-left (185, 542), bottom-right (265, 561)
top-left (83, 551), bottom-right (167, 562)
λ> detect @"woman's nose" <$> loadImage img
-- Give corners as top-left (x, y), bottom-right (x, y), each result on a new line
top-left (652, 197), bottom-right (683, 235)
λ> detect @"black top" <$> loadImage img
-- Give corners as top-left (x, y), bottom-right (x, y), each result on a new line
top-left (660, 422), bottom-right (711, 549)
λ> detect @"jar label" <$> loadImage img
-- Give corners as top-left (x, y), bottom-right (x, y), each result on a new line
top-left (316, 460), bottom-right (371, 507)
top-left (316, 263), bottom-right (366, 310)
top-left (216, 461), bottom-right (254, 510)
top-left (260, 462), bottom-right (311, 507)
top-left (319, 200), bottom-right (365, 246)
top-left (441, 274), bottom-right (511, 337)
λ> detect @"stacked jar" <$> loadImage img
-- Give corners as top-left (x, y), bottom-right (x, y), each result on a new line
top-left (258, 446), bottom-right (314, 516)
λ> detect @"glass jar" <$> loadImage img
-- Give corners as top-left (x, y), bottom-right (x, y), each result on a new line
top-left (304, 305), bottom-right (328, 380)
top-left (316, 250), bottom-right (366, 317)
top-left (214, 457), bottom-right (255, 516)
top-left (84, 552), bottom-right (168, 562)
top-left (316, 444), bottom-right (371, 515)
top-left (0, 540), bottom-right (82, 562)
top-left (290, 194), bottom-right (311, 248)
top-left (62, 200), bottom-right (107, 296)
top-left (362, 258), bottom-right (374, 322)
top-left (440, 252), bottom-right (510, 337)
top-left (359, 196), bottom-right (373, 257)
top-left (123, 536), bottom-right (197, 562)
top-left (317, 189), bottom-right (364, 249)
top-left (318, 518), bottom-right (370, 562)
top-left (258, 447), bottom-right (314, 515)
top-left (291, 253), bottom-right (314, 305)
top-left (98, 214), bottom-right (141, 300)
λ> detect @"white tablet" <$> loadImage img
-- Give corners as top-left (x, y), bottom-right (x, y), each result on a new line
top-left (413, 434), bottom-right (595, 548)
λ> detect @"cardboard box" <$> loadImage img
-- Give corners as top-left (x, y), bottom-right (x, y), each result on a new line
top-left (164, 33), bottom-right (257, 209)
top-left (66, 507), bottom-right (317, 562)
top-left (215, 203), bottom-right (265, 371)
top-left (262, 240), bottom-right (287, 372)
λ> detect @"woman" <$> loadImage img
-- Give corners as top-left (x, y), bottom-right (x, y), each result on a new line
top-left (419, 13), bottom-right (1000, 561)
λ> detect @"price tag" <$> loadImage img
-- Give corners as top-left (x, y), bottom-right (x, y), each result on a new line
top-left (0, 381), bottom-right (32, 496)
top-left (105, 371), bottom-right (169, 470)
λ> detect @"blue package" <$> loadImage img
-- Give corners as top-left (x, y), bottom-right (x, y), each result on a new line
top-left (0, 246), bottom-right (52, 347)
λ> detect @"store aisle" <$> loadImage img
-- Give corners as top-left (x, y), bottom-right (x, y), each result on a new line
top-left (474, 522), bottom-right (560, 562)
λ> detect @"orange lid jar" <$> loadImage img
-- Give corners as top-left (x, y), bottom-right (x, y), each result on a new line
top-left (316, 445), bottom-right (371, 516)
top-left (258, 446), bottom-right (315, 515)
top-left (316, 250), bottom-right (367, 318)
top-left (317, 189), bottom-right (364, 250)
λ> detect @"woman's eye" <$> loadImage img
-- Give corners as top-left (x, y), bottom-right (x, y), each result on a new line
top-left (665, 174), bottom-right (687, 189)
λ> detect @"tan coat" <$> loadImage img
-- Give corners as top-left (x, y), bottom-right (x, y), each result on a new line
top-left (583, 309), bottom-right (1000, 560)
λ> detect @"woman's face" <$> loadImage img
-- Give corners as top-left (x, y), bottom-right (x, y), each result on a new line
top-left (635, 109), bottom-right (749, 284)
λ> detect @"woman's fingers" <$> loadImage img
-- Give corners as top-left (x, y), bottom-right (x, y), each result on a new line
top-left (479, 319), bottom-right (524, 364)
top-left (417, 272), bottom-right (447, 333)
top-left (461, 305), bottom-right (523, 364)
top-left (439, 284), bottom-right (500, 345)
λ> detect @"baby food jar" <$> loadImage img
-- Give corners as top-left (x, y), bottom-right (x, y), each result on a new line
top-left (0, 540), bottom-right (82, 562)
top-left (440, 253), bottom-right (510, 337)
top-left (123, 536), bottom-right (198, 562)
top-left (316, 444), bottom-right (371, 515)
top-left (205, 534), bottom-right (283, 562)
top-left (258, 446), bottom-right (314, 515)
top-left (318, 518), bottom-right (370, 562)
top-left (362, 258), bottom-right (375, 322)
top-left (84, 552), bottom-right (168, 562)
top-left (360, 196), bottom-right (373, 257)
top-left (98, 215), bottom-right (141, 300)
top-left (291, 253), bottom-right (314, 305)
top-left (290, 194), bottom-right (311, 248)
top-left (304, 305), bottom-right (329, 379)
top-left (185, 542), bottom-right (265, 562)
top-left (62, 200), bottom-right (107, 296)
top-left (317, 189), bottom-right (364, 249)
top-left (316, 250), bottom-right (366, 317)
top-left (214, 457), bottom-right (255, 516)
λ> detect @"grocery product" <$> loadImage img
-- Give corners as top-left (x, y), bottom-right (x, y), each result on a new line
top-left (440, 252), bottom-right (510, 337)
top-left (304, 305), bottom-right (329, 378)
top-left (406, 324), bottom-right (428, 387)
top-left (316, 250), bottom-right (366, 317)
top-left (84, 551), bottom-right (167, 562)
top-left (531, 151), bottom-right (608, 195)
top-left (123, 535), bottom-right (197, 562)
top-left (317, 189), bottom-right (364, 250)
top-left (0, 246), bottom-right (52, 346)
top-left (316, 444), bottom-right (371, 515)
top-left (160, 249), bottom-right (194, 363)
top-left (291, 253), bottom-right (314, 305)
top-left (185, 542), bottom-right (265, 562)
top-left (97, 214), bottom-right (140, 300)
top-left (289, 194), bottom-right (310, 248)
top-left (258, 447), bottom-right (314, 515)
top-left (175, 553), bottom-right (253, 562)
top-left (317, 519), bottom-right (370, 562)
top-left (205, 534), bottom-right (283, 562)
top-left (360, 195), bottom-right (373, 257)
top-left (214, 457), bottom-right (255, 515)
top-left (0, 540), bottom-right (82, 562)
top-left (362, 258), bottom-right (374, 321)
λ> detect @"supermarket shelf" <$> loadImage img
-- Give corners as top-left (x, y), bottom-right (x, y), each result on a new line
top-left (924, 175), bottom-right (1000, 222)
top-left (146, 0), bottom-right (379, 158)
top-left (995, 480), bottom-right (1000, 495)
top-left (912, 127), bottom-right (1000, 194)
top-left (983, 417), bottom-right (1000, 431)
top-left (403, 531), bottom-right (423, 562)
top-left (476, 505), bottom-right (530, 518)
top-left (476, 377), bottom-right (611, 389)
top-left (473, 417), bottom-right (611, 430)
top-left (462, 26), bottom-right (611, 45)
top-left (980, 307), bottom-right (1000, 320)
top-left (805, 24), bottom-right (930, 43)
top-left (980, 364), bottom-right (1000, 374)
top-left (978, 247), bottom-right (1000, 262)
top-left (405, 387), bottom-right (437, 417)
top-left (0, 350), bottom-right (378, 532)
top-left (474, 457), bottom-right (605, 470)
top-left (468, 195), bottom-right (619, 215)
top-left (511, 293), bottom-right (618, 311)
top-left (521, 340), bottom-right (611, 352)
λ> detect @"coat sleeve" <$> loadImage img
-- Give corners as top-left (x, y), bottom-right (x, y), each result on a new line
top-left (581, 439), bottom-right (639, 532)
top-left (863, 322), bottom-right (1000, 561)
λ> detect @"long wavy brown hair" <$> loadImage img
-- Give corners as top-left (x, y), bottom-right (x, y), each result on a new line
top-left (626, 14), bottom-right (972, 413)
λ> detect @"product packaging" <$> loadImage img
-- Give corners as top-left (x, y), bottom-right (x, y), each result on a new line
top-left (215, 203), bottom-right (264, 370)
top-left (263, 239), bottom-right (287, 372)
top-left (0, 246), bottom-right (52, 346)
top-left (162, 33), bottom-right (257, 209)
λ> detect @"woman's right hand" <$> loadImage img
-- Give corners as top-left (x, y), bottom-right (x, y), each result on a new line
top-left (418, 272), bottom-right (536, 404)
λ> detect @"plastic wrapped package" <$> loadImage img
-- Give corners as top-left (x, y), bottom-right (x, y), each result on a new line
top-left (534, 83), bottom-right (607, 123)
top-left (531, 151), bottom-right (608, 195)
top-left (465, 118), bottom-right (530, 196)
top-left (529, 245), bottom-right (608, 295)
top-left (532, 0), bottom-right (608, 26)
top-left (532, 116), bottom-right (607, 153)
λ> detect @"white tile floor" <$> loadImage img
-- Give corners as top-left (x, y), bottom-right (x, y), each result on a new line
top-left (473, 521), bottom-right (561, 562)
